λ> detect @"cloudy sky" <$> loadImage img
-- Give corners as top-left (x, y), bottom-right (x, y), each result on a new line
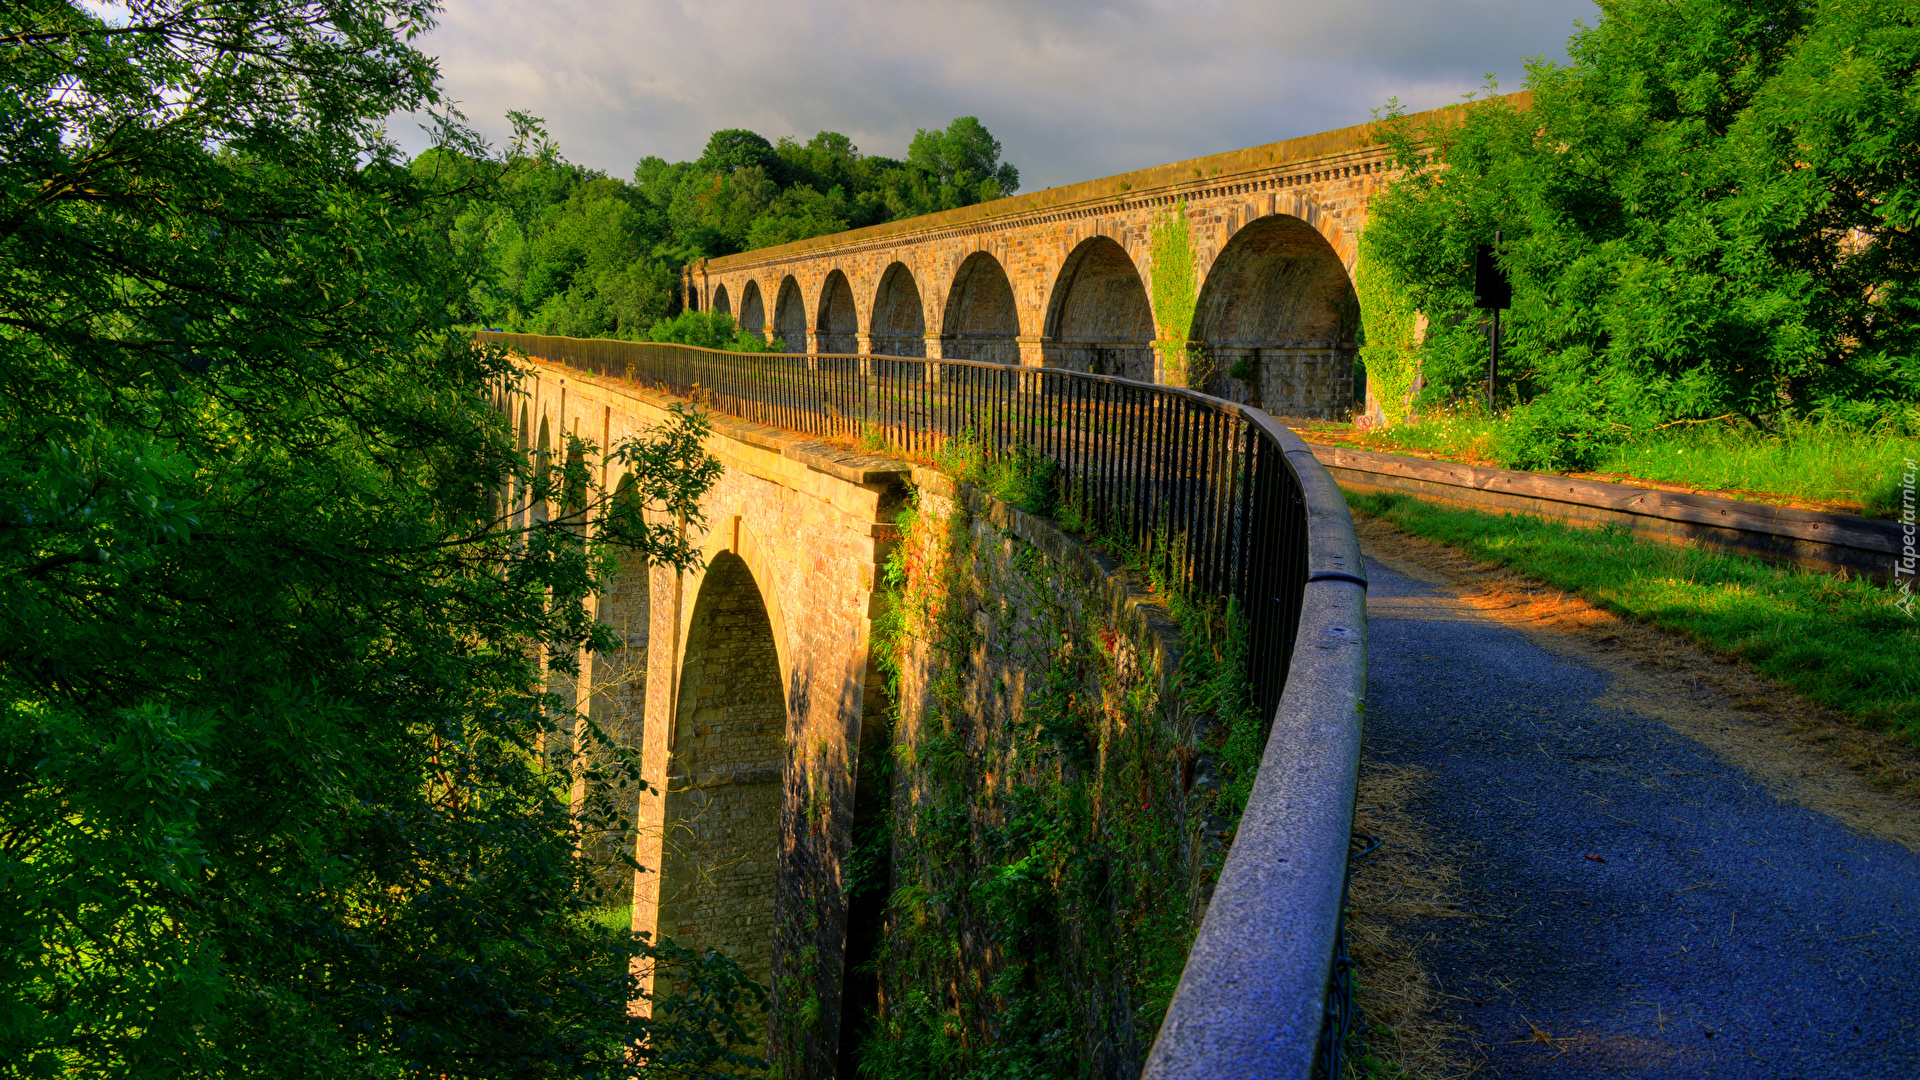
top-left (411, 0), bottom-right (1598, 190)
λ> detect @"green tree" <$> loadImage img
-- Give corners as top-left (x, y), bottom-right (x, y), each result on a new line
top-left (429, 114), bottom-right (1025, 337)
top-left (0, 1), bottom-right (763, 1075)
top-left (1366, 0), bottom-right (1920, 466)
top-left (647, 310), bottom-right (782, 352)
top-left (891, 116), bottom-right (1022, 216)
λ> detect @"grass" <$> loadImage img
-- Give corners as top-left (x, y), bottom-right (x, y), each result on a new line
top-left (592, 905), bottom-right (632, 936)
top-left (1344, 490), bottom-right (1920, 740)
top-left (1306, 407), bottom-right (1918, 518)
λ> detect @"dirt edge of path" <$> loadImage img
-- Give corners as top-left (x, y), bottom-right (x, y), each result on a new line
top-left (1348, 761), bottom-right (1483, 1079)
top-left (1352, 513), bottom-right (1920, 853)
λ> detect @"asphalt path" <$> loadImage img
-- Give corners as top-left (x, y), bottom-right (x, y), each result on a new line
top-left (1361, 548), bottom-right (1920, 1079)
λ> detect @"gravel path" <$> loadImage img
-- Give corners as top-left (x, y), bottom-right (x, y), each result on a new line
top-left (1360, 541), bottom-right (1920, 1079)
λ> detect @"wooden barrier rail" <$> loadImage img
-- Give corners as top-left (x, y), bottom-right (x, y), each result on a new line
top-left (1307, 443), bottom-right (1903, 582)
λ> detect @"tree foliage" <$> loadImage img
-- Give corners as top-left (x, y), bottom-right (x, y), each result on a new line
top-left (646, 310), bottom-right (780, 352)
top-left (0, 1), bottom-right (764, 1075)
top-left (1365, 0), bottom-right (1920, 466)
top-left (429, 117), bottom-right (1021, 340)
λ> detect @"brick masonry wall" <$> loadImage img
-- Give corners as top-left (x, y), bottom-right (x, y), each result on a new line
top-left (863, 472), bottom-right (1223, 1076)
top-left (514, 353), bottom-right (1246, 1076)
top-left (514, 357), bottom-right (905, 1078)
top-left (659, 552), bottom-right (786, 991)
top-left (680, 122), bottom-right (1433, 421)
top-left (686, 97), bottom-right (1531, 423)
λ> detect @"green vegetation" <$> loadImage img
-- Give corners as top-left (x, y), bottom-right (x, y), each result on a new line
top-left (1323, 406), bottom-right (1917, 517)
top-left (1353, 232), bottom-right (1421, 428)
top-left (417, 116), bottom-right (1021, 340)
top-left (1, 1), bottom-right (761, 1075)
top-left (1345, 492), bottom-right (1919, 739)
top-left (1149, 198), bottom-right (1202, 387)
top-left (849, 442), bottom-right (1264, 1077)
top-left (1363, 0), bottom-right (1920, 469)
top-left (647, 309), bottom-right (782, 352)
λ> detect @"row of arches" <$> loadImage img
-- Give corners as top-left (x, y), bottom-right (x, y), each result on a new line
top-left (706, 212), bottom-right (1360, 405)
top-left (507, 391), bottom-right (789, 991)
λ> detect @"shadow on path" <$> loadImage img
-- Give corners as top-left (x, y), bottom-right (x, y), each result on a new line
top-left (1361, 539), bottom-right (1920, 1079)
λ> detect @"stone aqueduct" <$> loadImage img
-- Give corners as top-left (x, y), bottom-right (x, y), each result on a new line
top-left (678, 101), bottom-right (1498, 423)
top-left (514, 102), bottom-right (1477, 1074)
top-left (509, 357), bottom-right (905, 1067)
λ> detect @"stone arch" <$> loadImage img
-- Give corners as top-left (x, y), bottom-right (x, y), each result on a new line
top-left (581, 474), bottom-right (651, 903)
top-left (868, 262), bottom-right (925, 359)
top-left (1042, 234), bottom-right (1155, 381)
top-left (774, 275), bottom-right (808, 354)
top-left (713, 283), bottom-right (731, 318)
top-left (657, 549), bottom-right (787, 996)
top-left (532, 413), bottom-right (551, 527)
top-left (1192, 213), bottom-right (1359, 418)
top-left (816, 270), bottom-right (858, 356)
top-left (739, 280), bottom-right (766, 339)
top-left (940, 250), bottom-right (1020, 365)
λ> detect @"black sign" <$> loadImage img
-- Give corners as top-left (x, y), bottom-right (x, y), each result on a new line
top-left (1473, 244), bottom-right (1511, 310)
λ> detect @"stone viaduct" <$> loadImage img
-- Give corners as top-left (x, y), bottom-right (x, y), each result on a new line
top-left (508, 355), bottom-right (907, 1074)
top-left (680, 97), bottom-right (1517, 424)
top-left (509, 101), bottom-right (1504, 1076)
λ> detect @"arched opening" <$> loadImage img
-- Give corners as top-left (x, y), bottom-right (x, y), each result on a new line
top-left (940, 251), bottom-right (1019, 365)
top-left (532, 415), bottom-right (551, 527)
top-left (739, 280), bottom-right (766, 339)
top-left (774, 275), bottom-right (808, 354)
top-left (657, 551), bottom-right (786, 995)
top-left (834, 646), bottom-right (896, 1073)
top-left (1042, 236), bottom-right (1155, 381)
top-left (868, 262), bottom-right (925, 358)
top-left (577, 475), bottom-right (652, 905)
top-left (713, 283), bottom-right (732, 318)
top-left (816, 270), bottom-right (857, 355)
top-left (1192, 214), bottom-right (1359, 417)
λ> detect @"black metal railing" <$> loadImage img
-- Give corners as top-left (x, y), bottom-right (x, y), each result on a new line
top-left (480, 332), bottom-right (1311, 726)
top-left (482, 332), bottom-right (1368, 1079)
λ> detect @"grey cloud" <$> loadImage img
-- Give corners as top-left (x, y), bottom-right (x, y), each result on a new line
top-left (412, 0), bottom-right (1596, 188)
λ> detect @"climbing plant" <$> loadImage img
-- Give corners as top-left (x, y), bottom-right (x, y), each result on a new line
top-left (1150, 198), bottom-right (1202, 388)
top-left (849, 455), bottom-right (1265, 1078)
top-left (1353, 231), bottom-right (1421, 427)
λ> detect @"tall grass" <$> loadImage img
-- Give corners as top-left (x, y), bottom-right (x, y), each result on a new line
top-left (1594, 416), bottom-right (1915, 517)
top-left (1331, 407), bottom-right (1916, 517)
top-left (1347, 490), bottom-right (1920, 740)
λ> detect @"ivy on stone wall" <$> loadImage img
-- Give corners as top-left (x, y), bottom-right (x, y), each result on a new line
top-left (848, 454), bottom-right (1264, 1078)
top-left (1149, 198), bottom-right (1201, 389)
top-left (1354, 230), bottom-right (1422, 427)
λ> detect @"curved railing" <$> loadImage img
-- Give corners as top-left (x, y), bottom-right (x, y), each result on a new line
top-left (478, 332), bottom-right (1368, 1078)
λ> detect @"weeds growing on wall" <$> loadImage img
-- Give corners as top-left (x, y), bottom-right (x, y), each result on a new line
top-left (849, 443), bottom-right (1265, 1077)
top-left (1150, 198), bottom-right (1202, 389)
top-left (932, 426), bottom-right (1060, 516)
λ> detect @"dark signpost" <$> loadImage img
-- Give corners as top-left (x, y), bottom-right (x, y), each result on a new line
top-left (1473, 232), bottom-right (1511, 410)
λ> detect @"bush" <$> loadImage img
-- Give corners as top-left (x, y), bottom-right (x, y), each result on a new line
top-left (1366, 0), bottom-right (1920, 437)
top-left (646, 309), bottom-right (781, 352)
top-left (1492, 392), bottom-right (1619, 472)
